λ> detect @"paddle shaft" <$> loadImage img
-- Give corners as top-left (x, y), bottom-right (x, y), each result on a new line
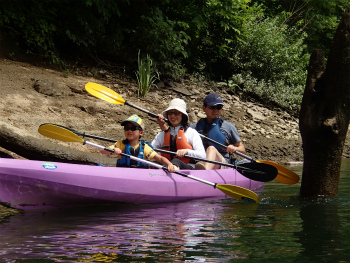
top-left (84, 140), bottom-right (218, 188)
top-left (156, 148), bottom-right (245, 170)
top-left (69, 130), bottom-right (243, 169)
top-left (125, 101), bottom-right (159, 119)
top-left (85, 84), bottom-right (251, 161)
top-left (198, 134), bottom-right (256, 161)
top-left (59, 128), bottom-right (267, 175)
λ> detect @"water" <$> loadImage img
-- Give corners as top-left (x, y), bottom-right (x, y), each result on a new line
top-left (0, 160), bottom-right (349, 263)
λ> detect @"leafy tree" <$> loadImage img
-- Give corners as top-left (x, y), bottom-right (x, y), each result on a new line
top-left (228, 11), bottom-right (309, 110)
top-left (251, 0), bottom-right (349, 55)
top-left (0, 0), bottom-right (128, 63)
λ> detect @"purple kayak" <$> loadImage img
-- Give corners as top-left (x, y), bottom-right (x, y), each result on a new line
top-left (0, 158), bottom-right (263, 210)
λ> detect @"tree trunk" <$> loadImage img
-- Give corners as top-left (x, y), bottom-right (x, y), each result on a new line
top-left (299, 6), bottom-right (350, 196)
top-left (0, 121), bottom-right (116, 167)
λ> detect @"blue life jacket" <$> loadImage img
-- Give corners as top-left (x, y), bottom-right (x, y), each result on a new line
top-left (196, 118), bottom-right (227, 153)
top-left (117, 140), bottom-right (153, 168)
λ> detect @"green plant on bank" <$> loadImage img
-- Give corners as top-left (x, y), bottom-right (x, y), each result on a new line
top-left (229, 73), bottom-right (304, 113)
top-left (136, 50), bottom-right (159, 97)
top-left (228, 13), bottom-right (309, 113)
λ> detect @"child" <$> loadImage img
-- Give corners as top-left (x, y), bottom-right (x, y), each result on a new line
top-left (102, 115), bottom-right (176, 172)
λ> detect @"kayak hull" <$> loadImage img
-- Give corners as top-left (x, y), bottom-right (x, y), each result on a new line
top-left (0, 158), bottom-right (263, 210)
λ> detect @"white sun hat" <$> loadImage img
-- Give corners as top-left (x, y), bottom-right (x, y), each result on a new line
top-left (162, 98), bottom-right (189, 121)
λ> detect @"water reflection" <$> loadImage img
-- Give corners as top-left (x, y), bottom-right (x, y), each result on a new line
top-left (297, 202), bottom-right (343, 263)
top-left (0, 199), bottom-right (230, 262)
top-left (295, 159), bottom-right (350, 263)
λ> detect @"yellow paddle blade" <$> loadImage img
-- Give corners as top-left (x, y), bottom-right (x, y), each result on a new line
top-left (257, 160), bottom-right (300, 185)
top-left (85, 82), bottom-right (125, 105)
top-left (217, 184), bottom-right (259, 203)
top-left (38, 124), bottom-right (84, 143)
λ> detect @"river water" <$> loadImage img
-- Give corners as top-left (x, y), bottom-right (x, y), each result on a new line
top-left (0, 160), bottom-right (349, 263)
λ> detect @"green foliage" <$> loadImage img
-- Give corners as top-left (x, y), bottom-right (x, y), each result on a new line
top-left (132, 6), bottom-right (190, 79)
top-left (253, 0), bottom-right (349, 56)
top-left (229, 12), bottom-right (309, 110)
top-left (229, 72), bottom-right (304, 111)
top-left (0, 0), bottom-right (127, 62)
top-left (233, 13), bottom-right (309, 85)
top-left (0, 0), bottom-right (57, 60)
top-left (183, 0), bottom-right (256, 78)
top-left (136, 51), bottom-right (159, 97)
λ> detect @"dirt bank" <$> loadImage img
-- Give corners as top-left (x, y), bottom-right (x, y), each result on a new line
top-left (1, 57), bottom-right (349, 163)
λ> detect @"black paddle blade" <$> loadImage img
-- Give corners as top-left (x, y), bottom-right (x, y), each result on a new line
top-left (236, 162), bottom-right (278, 182)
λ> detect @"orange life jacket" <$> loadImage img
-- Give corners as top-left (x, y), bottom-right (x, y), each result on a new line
top-left (161, 128), bottom-right (193, 163)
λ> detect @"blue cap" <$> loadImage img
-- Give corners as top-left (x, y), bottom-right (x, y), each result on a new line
top-left (203, 93), bottom-right (224, 106)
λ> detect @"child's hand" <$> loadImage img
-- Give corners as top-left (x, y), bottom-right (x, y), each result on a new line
top-left (114, 148), bottom-right (122, 155)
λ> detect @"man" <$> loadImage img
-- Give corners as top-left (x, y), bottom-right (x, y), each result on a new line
top-left (191, 93), bottom-right (246, 170)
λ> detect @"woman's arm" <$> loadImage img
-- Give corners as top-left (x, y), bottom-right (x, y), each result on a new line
top-left (185, 128), bottom-right (206, 159)
top-left (151, 131), bottom-right (165, 149)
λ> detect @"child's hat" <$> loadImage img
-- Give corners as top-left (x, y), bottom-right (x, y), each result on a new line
top-left (121, 115), bottom-right (145, 130)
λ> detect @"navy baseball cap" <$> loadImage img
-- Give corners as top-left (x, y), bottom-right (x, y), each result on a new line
top-left (203, 93), bottom-right (224, 106)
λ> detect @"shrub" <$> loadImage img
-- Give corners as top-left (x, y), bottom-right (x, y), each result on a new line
top-left (229, 13), bottom-right (309, 111)
top-left (136, 50), bottom-right (159, 97)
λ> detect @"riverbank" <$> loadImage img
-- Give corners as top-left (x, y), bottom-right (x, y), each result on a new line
top-left (0, 58), bottom-right (317, 163)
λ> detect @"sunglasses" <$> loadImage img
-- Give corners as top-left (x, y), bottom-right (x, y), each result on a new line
top-left (124, 126), bottom-right (142, 131)
top-left (208, 105), bottom-right (223, 110)
top-left (167, 111), bottom-right (181, 116)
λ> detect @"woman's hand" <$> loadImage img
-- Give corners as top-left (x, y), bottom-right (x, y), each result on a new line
top-left (157, 114), bottom-right (168, 131)
top-left (167, 164), bottom-right (177, 173)
top-left (157, 114), bottom-right (165, 125)
top-left (176, 149), bottom-right (188, 158)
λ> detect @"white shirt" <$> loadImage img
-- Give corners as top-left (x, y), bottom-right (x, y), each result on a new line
top-left (152, 126), bottom-right (206, 159)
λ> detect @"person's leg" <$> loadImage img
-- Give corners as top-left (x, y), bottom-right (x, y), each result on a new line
top-left (194, 146), bottom-right (225, 170)
top-left (219, 155), bottom-right (229, 169)
top-left (171, 158), bottom-right (194, 170)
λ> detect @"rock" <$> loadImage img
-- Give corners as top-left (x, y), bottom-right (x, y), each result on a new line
top-left (246, 109), bottom-right (266, 122)
top-left (33, 79), bottom-right (70, 96)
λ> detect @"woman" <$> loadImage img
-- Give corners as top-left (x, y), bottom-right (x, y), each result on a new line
top-left (152, 98), bottom-right (206, 170)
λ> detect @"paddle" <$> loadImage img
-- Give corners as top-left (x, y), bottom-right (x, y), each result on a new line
top-left (153, 148), bottom-right (277, 182)
top-left (38, 124), bottom-right (259, 203)
top-left (39, 123), bottom-right (277, 182)
top-left (84, 83), bottom-right (278, 178)
top-left (199, 134), bottom-right (300, 185)
top-left (85, 82), bottom-right (159, 119)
